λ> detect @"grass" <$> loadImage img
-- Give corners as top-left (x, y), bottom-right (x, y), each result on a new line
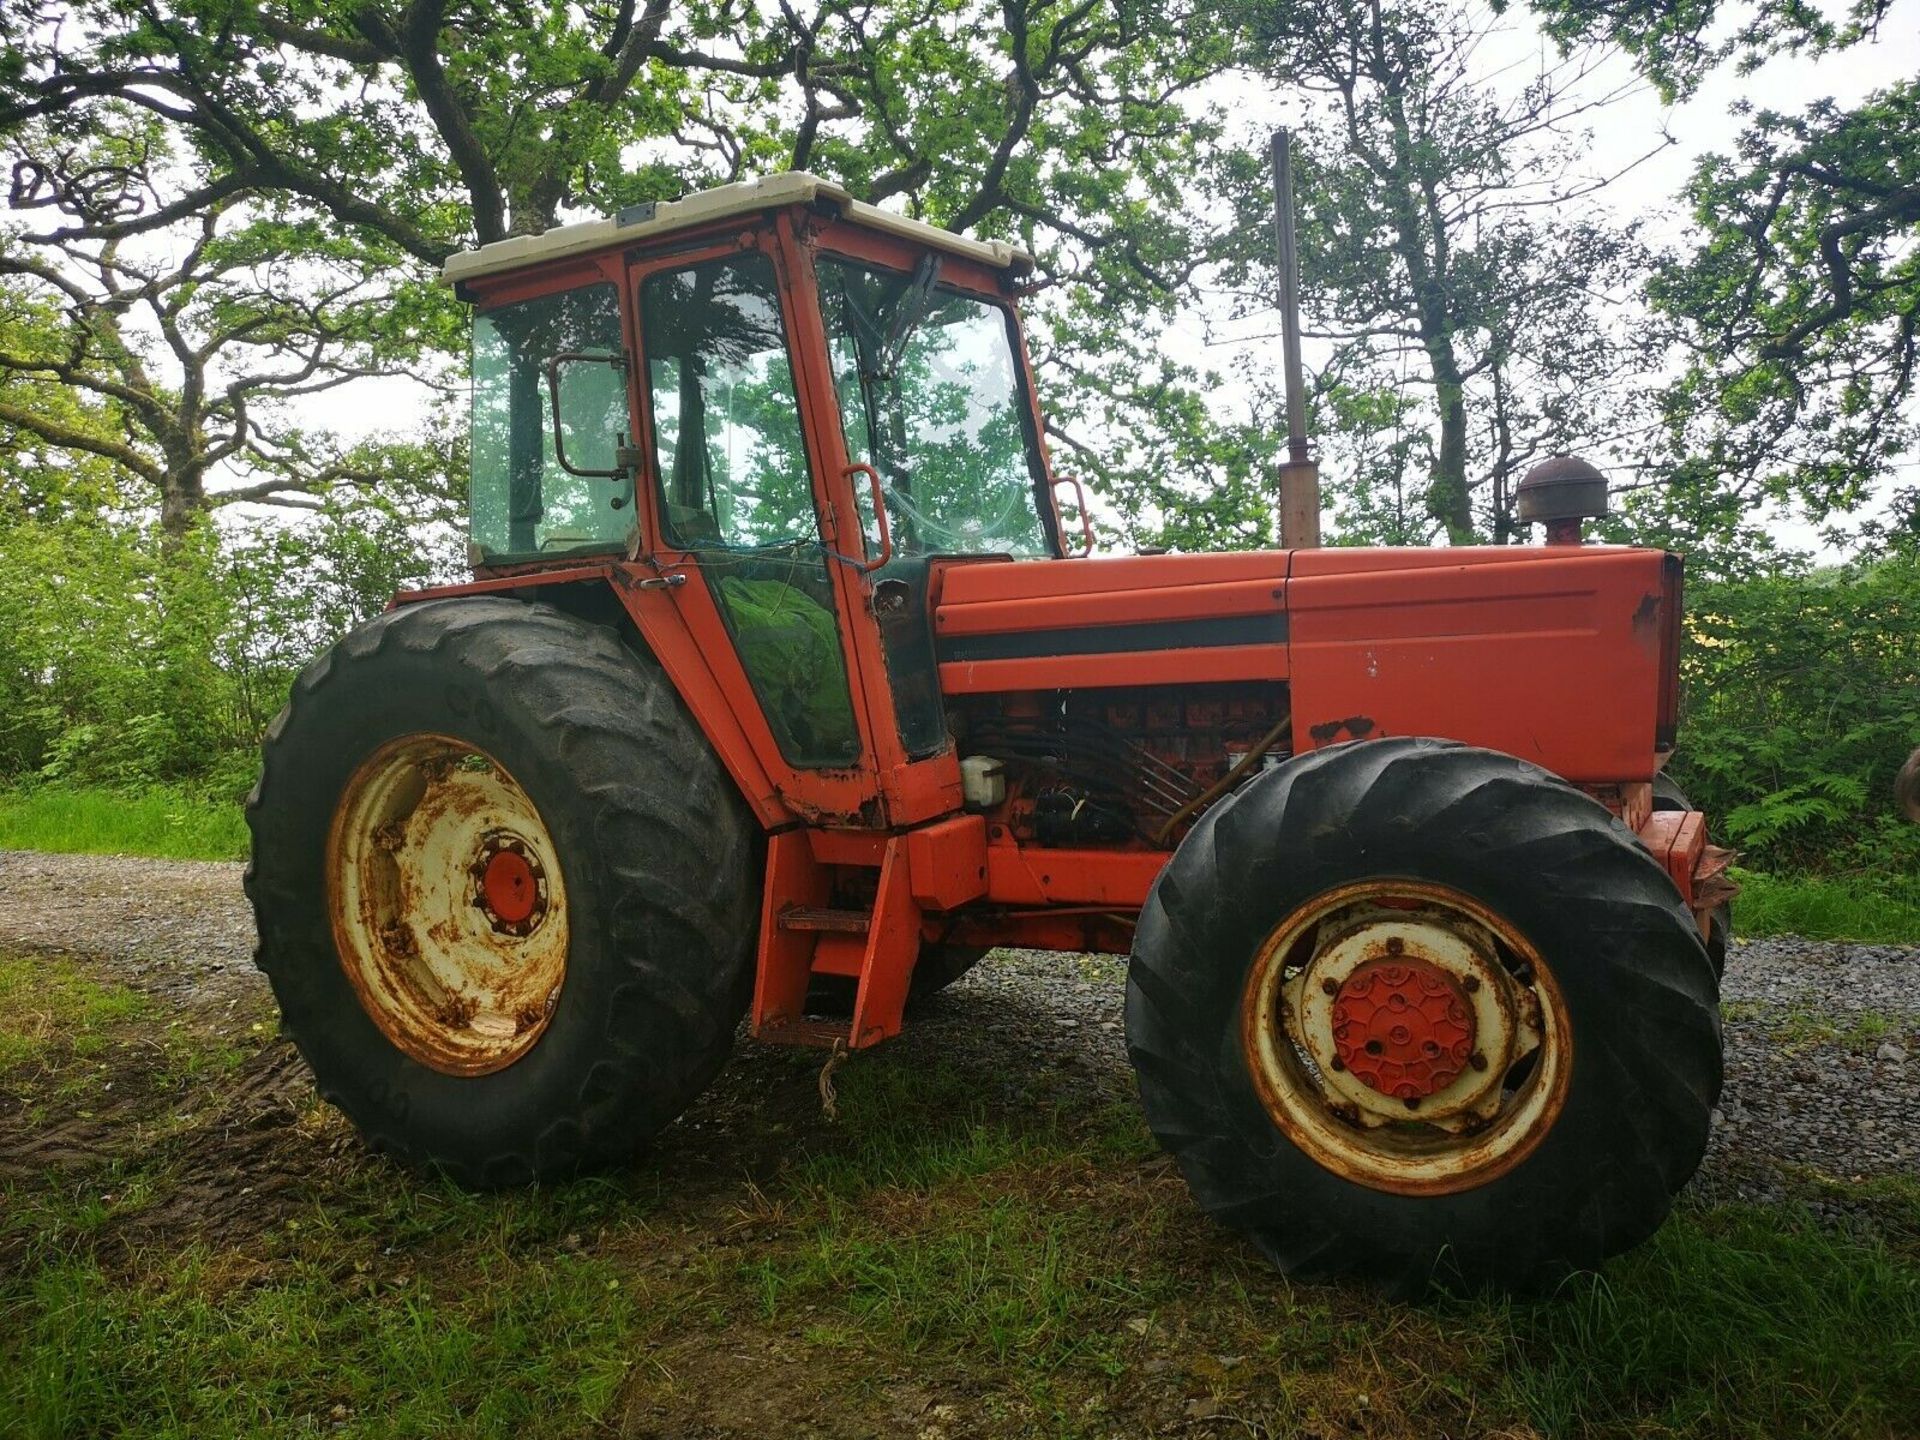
top-left (0, 953), bottom-right (150, 1074)
top-left (1731, 866), bottom-right (1920, 944)
top-left (1, 795), bottom-right (1918, 1434)
top-left (10, 1250), bottom-right (641, 1440)
top-left (1720, 1000), bottom-right (1913, 1053)
top-left (0, 784), bottom-right (248, 862)
top-left (3, 959), bottom-right (1919, 1438)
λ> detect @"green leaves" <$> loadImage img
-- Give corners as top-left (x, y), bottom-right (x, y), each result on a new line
top-left (1210, 0), bottom-right (1659, 545)
top-left (1640, 81), bottom-right (1920, 535)
top-left (1522, 1), bottom-right (1918, 553)
top-left (2, 0), bottom-right (1250, 545)
top-left (1674, 557), bottom-right (1920, 871)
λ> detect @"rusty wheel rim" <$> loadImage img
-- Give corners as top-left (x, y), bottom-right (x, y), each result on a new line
top-left (327, 734), bottom-right (568, 1075)
top-left (1239, 879), bottom-right (1572, 1196)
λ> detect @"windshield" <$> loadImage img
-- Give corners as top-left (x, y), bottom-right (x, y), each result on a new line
top-left (817, 257), bottom-right (1051, 558)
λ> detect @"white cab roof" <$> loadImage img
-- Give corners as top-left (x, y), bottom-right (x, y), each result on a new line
top-left (441, 171), bottom-right (1035, 287)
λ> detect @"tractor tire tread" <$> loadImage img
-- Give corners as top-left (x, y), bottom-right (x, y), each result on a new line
top-left (246, 597), bottom-right (756, 1188)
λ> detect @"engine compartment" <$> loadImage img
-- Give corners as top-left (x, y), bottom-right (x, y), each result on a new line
top-left (951, 683), bottom-right (1292, 848)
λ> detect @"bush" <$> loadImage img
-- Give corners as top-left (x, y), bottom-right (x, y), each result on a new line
top-left (0, 498), bottom-right (456, 791)
top-left (1673, 557), bottom-right (1920, 875)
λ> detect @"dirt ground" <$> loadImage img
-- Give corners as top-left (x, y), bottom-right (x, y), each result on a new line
top-left (3, 848), bottom-right (1919, 1438)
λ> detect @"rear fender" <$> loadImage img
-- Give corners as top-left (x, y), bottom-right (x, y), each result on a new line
top-left (391, 564), bottom-right (792, 828)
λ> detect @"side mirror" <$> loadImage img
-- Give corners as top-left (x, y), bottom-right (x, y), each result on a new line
top-left (544, 351), bottom-right (633, 478)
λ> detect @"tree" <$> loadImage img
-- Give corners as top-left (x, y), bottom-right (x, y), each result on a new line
top-left (1526, 0), bottom-right (1919, 554)
top-left (0, 0), bottom-right (1241, 536)
top-left (1206, 0), bottom-right (1663, 545)
top-left (1, 114), bottom-right (463, 533)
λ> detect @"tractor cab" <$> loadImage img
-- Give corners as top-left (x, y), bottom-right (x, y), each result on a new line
top-left (446, 172), bottom-right (1077, 826)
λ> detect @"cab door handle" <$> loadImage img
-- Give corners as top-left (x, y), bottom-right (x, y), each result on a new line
top-left (845, 463), bottom-right (893, 572)
top-left (1051, 475), bottom-right (1095, 557)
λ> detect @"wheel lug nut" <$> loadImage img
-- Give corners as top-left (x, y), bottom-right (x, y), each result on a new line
top-left (1321, 977), bottom-right (1339, 995)
top-left (1470, 1052), bottom-right (1488, 1071)
top-left (1403, 1096), bottom-right (1420, 1110)
top-left (1463, 975), bottom-right (1481, 993)
top-left (1386, 937), bottom-right (1404, 955)
top-left (1329, 1056), bottom-right (1345, 1071)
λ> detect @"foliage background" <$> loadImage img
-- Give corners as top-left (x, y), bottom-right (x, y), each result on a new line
top-left (0, 0), bottom-right (1915, 895)
top-left (1673, 558), bottom-right (1920, 877)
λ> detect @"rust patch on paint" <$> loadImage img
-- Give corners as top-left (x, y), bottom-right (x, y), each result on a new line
top-left (1309, 715), bottom-right (1378, 745)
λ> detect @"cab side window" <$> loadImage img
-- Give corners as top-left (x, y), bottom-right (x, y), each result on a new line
top-left (470, 282), bottom-right (631, 558)
top-left (643, 255), bottom-right (815, 550)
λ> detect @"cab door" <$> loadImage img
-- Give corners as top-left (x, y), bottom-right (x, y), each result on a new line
top-left (796, 216), bottom-right (1066, 813)
top-left (627, 217), bottom-right (1055, 829)
top-left (628, 229), bottom-right (900, 826)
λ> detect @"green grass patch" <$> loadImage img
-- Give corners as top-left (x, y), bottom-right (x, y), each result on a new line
top-left (776, 1058), bottom-right (1150, 1202)
top-left (0, 784), bottom-right (246, 862)
top-left (1720, 1001), bottom-right (1913, 1053)
top-left (1476, 1203), bottom-right (1920, 1437)
top-left (736, 1160), bottom-right (1920, 1438)
top-left (2, 1249), bottom-right (640, 1440)
top-left (1732, 867), bottom-right (1920, 944)
top-left (0, 954), bottom-right (149, 1074)
top-left (6, 948), bottom-right (1920, 1437)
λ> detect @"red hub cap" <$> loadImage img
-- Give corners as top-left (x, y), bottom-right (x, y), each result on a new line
top-left (1330, 959), bottom-right (1476, 1100)
top-left (480, 848), bottom-right (539, 926)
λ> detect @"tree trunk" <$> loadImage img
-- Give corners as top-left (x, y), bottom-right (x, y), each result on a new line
top-left (1425, 343), bottom-right (1474, 543)
top-left (159, 472), bottom-right (204, 539)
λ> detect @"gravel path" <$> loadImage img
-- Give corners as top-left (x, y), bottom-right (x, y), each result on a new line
top-left (0, 850), bottom-right (257, 1006)
top-left (5, 848), bottom-right (1916, 1208)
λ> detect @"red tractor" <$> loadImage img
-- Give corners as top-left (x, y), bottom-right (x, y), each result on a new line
top-left (248, 173), bottom-right (1728, 1289)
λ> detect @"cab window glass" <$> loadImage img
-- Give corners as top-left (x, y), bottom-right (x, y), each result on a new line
top-left (470, 282), bottom-right (632, 557)
top-left (643, 255), bottom-right (815, 549)
top-left (818, 258), bottom-right (1049, 557)
top-left (641, 253), bottom-right (860, 768)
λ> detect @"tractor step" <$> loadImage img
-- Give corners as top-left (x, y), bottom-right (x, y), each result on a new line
top-left (778, 905), bottom-right (871, 934)
top-left (753, 831), bottom-right (920, 1052)
top-left (755, 1017), bottom-right (852, 1049)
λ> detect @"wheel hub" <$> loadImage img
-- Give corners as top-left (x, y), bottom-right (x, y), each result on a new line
top-left (1331, 958), bottom-right (1475, 1100)
top-left (1239, 881), bottom-right (1571, 1196)
top-left (472, 834), bottom-right (548, 935)
top-left (327, 735), bottom-right (568, 1076)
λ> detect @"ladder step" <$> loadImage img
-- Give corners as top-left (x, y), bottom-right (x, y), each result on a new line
top-left (810, 933), bottom-right (866, 977)
top-left (779, 905), bottom-right (871, 934)
top-left (756, 1017), bottom-right (853, 1049)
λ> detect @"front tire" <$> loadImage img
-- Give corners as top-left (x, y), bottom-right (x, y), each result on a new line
top-left (246, 598), bottom-right (757, 1187)
top-left (1126, 739), bottom-right (1720, 1290)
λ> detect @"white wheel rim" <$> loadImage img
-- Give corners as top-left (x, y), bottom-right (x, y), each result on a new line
top-left (327, 734), bottom-right (569, 1075)
top-left (1239, 880), bottom-right (1572, 1196)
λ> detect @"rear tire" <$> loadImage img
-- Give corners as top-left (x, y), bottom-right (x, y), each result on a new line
top-left (1126, 739), bottom-right (1720, 1290)
top-left (246, 598), bottom-right (757, 1187)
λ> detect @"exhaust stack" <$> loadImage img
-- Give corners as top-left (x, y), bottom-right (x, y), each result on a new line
top-left (1272, 129), bottom-right (1321, 549)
